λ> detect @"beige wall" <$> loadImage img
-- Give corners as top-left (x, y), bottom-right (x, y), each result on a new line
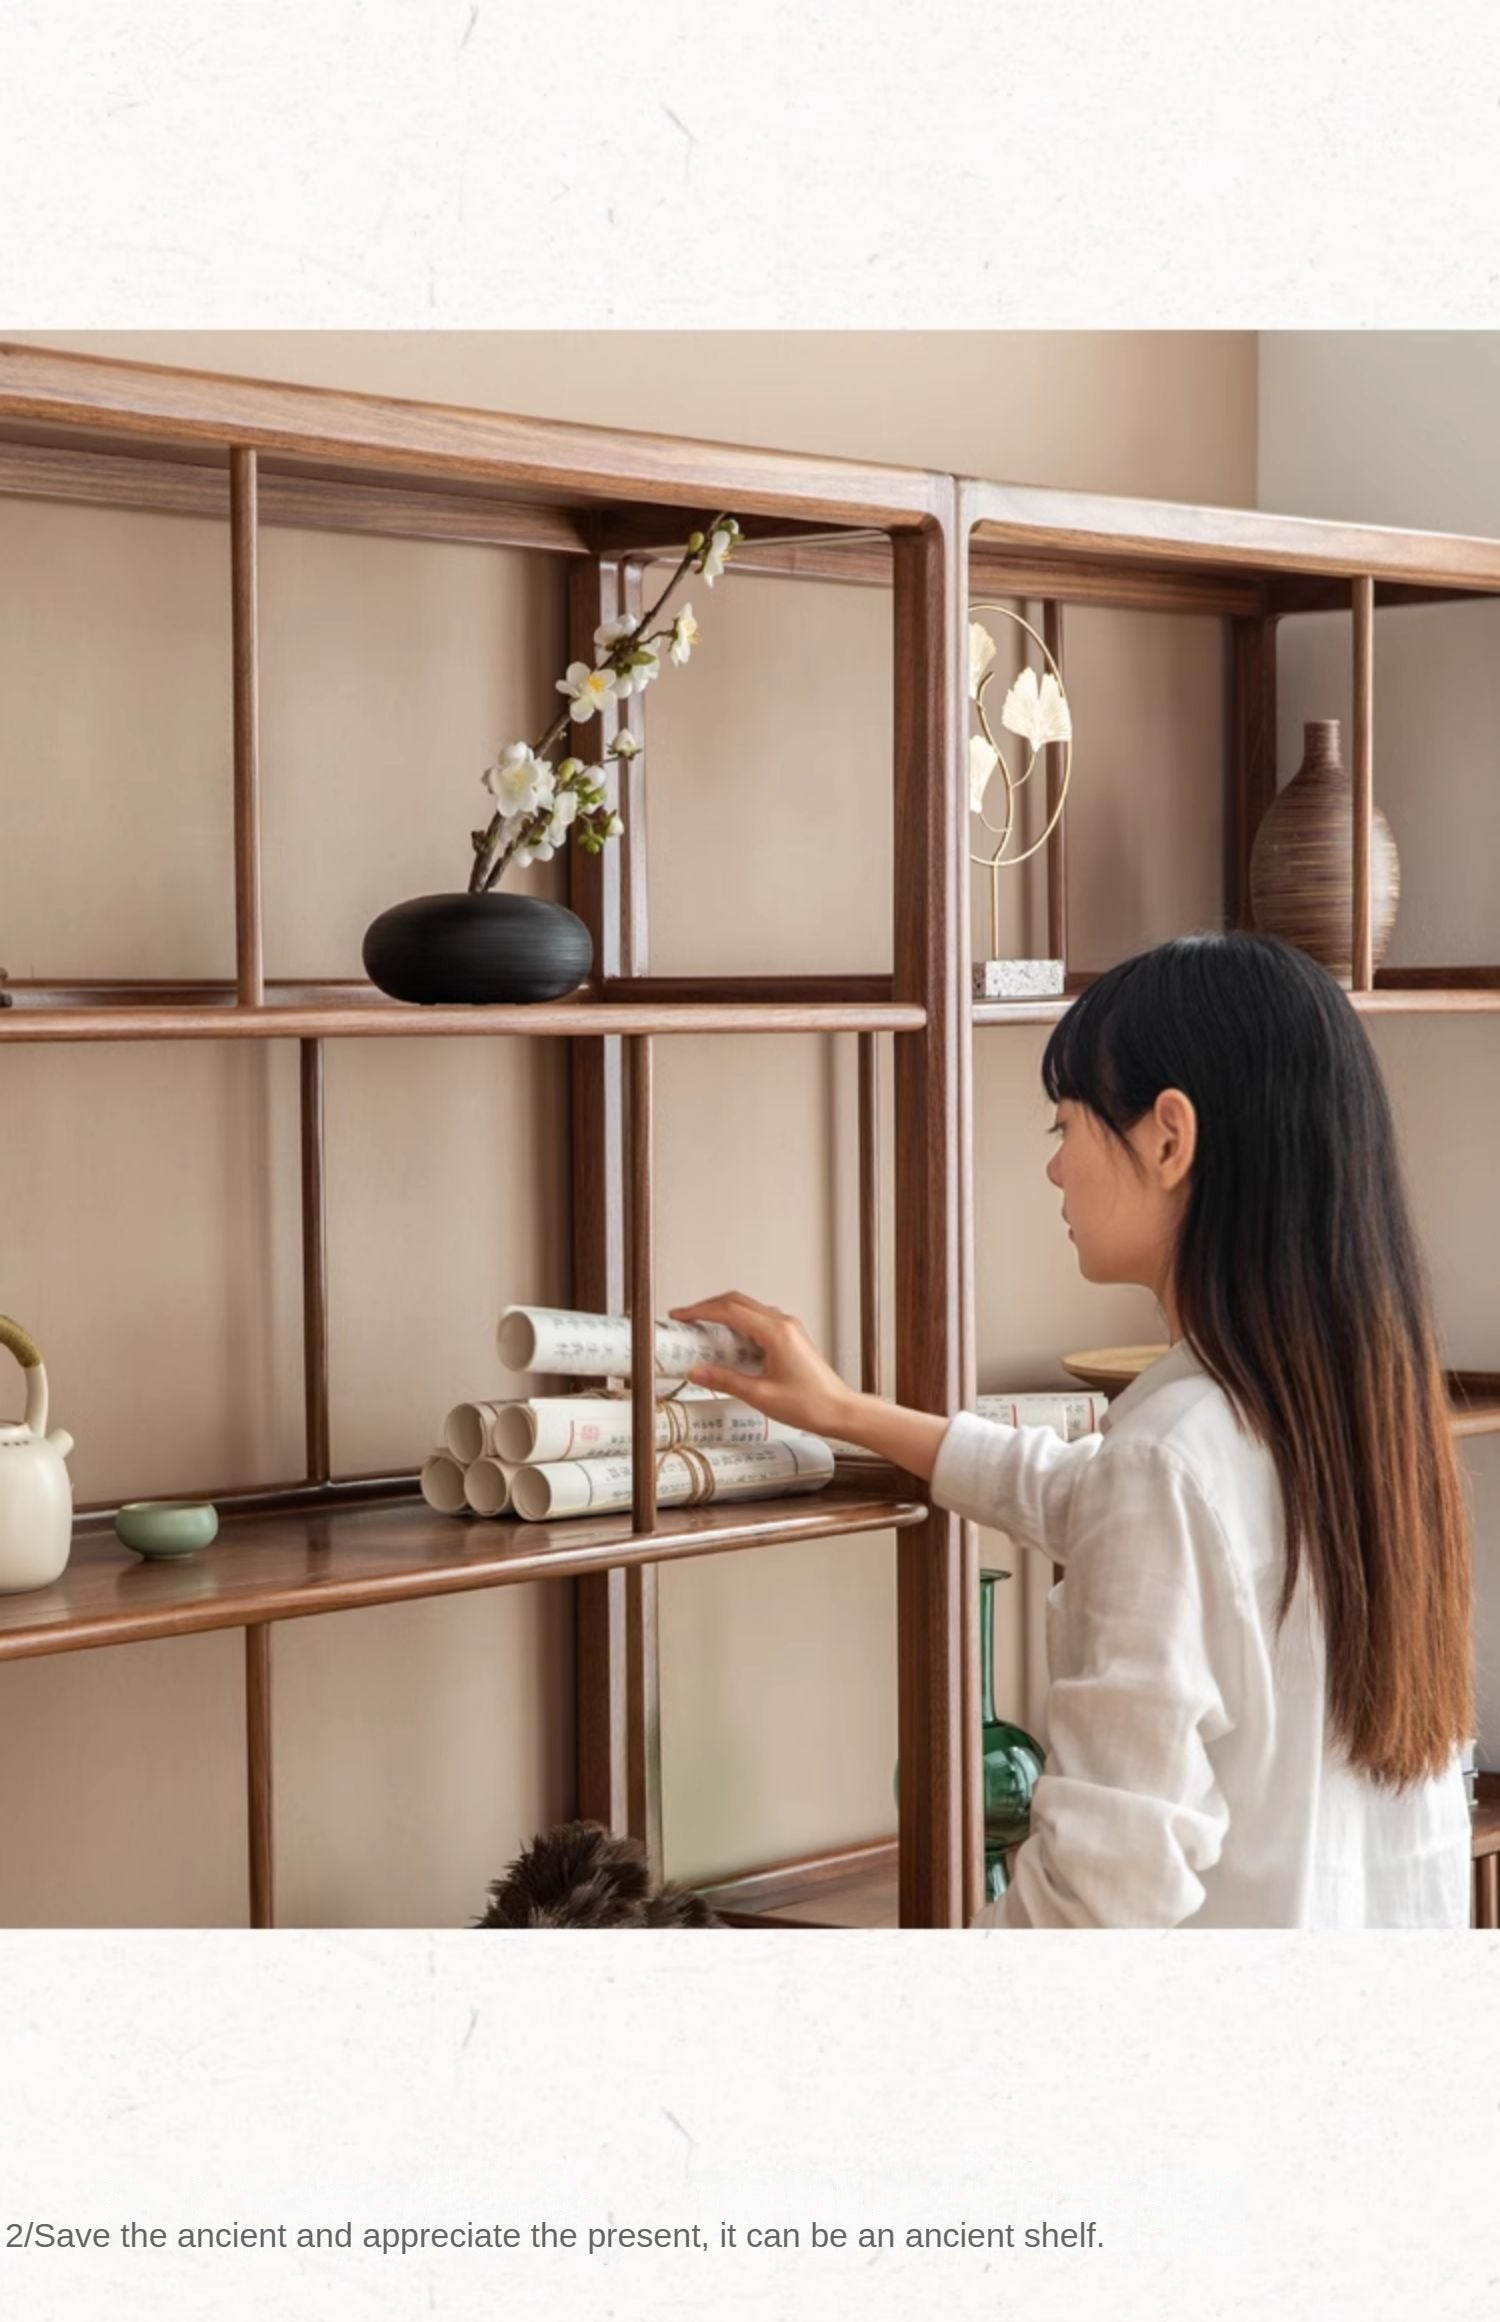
top-left (0, 332), bottom-right (1255, 1923)
top-left (1259, 334), bottom-right (1500, 1761)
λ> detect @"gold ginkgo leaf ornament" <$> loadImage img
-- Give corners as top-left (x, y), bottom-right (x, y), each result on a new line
top-left (967, 604), bottom-right (1074, 959)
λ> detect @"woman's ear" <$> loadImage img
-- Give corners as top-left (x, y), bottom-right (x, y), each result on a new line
top-left (1153, 1087), bottom-right (1198, 1190)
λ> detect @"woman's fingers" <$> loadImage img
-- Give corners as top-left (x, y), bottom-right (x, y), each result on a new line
top-left (670, 1291), bottom-right (773, 1326)
top-left (688, 1361), bottom-right (770, 1405)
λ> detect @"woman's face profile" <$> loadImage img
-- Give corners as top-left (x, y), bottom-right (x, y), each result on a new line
top-left (1045, 1092), bottom-right (1195, 1299)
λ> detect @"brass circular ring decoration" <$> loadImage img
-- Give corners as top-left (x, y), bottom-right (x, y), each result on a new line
top-left (968, 603), bottom-right (1074, 958)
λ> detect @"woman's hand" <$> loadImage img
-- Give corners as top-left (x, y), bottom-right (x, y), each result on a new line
top-left (668, 1292), bottom-right (857, 1441)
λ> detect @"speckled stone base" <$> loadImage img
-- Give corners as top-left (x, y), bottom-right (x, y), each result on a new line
top-left (972, 959), bottom-right (1065, 1000)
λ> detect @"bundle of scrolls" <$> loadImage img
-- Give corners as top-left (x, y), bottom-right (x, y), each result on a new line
top-left (419, 1303), bottom-right (830, 1524)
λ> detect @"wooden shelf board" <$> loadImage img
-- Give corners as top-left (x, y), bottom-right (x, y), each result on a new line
top-left (0, 998), bottom-right (926, 1044)
top-left (4, 972), bottom-right (902, 1011)
top-left (963, 480), bottom-right (1500, 597)
top-left (971, 997), bottom-right (1073, 1028)
top-left (701, 1840), bottom-right (900, 1929)
top-left (0, 1489), bottom-right (925, 1664)
top-left (974, 982), bottom-right (1500, 1029)
top-left (0, 342), bottom-right (944, 531)
top-left (1449, 1385), bottom-right (1500, 1440)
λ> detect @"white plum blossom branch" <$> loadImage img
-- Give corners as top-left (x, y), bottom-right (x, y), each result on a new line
top-left (467, 516), bottom-right (741, 895)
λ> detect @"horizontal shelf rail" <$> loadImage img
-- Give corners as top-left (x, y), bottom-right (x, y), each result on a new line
top-left (974, 976), bottom-right (1500, 1028)
top-left (0, 998), bottom-right (927, 1042)
top-left (72, 1470), bottom-right (420, 1535)
top-left (0, 342), bottom-right (946, 531)
top-left (0, 1489), bottom-right (929, 1664)
top-left (964, 479), bottom-right (1500, 598)
top-left (0, 442), bottom-right (906, 588)
top-left (3, 973), bottom-right (905, 1010)
top-left (9, 978), bottom-right (1495, 1040)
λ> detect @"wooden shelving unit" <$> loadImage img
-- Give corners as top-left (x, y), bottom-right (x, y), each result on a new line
top-left (2, 345), bottom-right (1496, 1930)
top-left (726, 474), bottom-right (1500, 1932)
top-left (0, 339), bottom-right (970, 1931)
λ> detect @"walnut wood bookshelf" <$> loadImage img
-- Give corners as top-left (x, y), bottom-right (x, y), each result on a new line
top-left (0, 345), bottom-right (1495, 1933)
top-left (712, 475), bottom-right (1500, 1929)
top-left (0, 340), bottom-right (969, 1931)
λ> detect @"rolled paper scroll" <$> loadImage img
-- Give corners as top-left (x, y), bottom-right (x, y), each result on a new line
top-left (493, 1388), bottom-right (787, 1467)
top-left (443, 1399), bottom-right (516, 1463)
top-left (511, 1433), bottom-right (834, 1523)
top-left (464, 1456), bottom-right (519, 1518)
top-left (973, 1391), bottom-right (1107, 1438)
top-left (827, 1389), bottom-right (1106, 1463)
top-left (420, 1449), bottom-right (469, 1516)
top-left (497, 1303), bottom-right (765, 1382)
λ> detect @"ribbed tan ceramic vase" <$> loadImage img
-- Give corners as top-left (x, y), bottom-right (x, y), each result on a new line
top-left (1249, 718), bottom-right (1400, 984)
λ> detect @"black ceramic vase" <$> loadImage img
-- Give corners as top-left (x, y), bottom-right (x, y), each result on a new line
top-left (362, 891), bottom-right (593, 1005)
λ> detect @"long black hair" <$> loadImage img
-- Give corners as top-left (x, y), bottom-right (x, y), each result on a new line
top-left (1042, 931), bottom-right (1471, 1788)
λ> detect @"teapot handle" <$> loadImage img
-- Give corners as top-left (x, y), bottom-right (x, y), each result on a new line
top-left (0, 1317), bottom-right (48, 1436)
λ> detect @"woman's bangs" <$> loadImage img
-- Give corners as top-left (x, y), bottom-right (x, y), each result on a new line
top-left (1041, 972), bottom-right (1133, 1131)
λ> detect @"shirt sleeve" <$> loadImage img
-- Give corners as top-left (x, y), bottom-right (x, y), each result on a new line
top-left (929, 1409), bottom-right (1105, 1566)
top-left (997, 1438), bottom-right (1240, 1930)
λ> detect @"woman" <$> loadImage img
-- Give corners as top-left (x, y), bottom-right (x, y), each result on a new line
top-left (672, 932), bottom-right (1475, 1929)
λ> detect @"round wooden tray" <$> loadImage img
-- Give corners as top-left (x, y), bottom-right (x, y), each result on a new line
top-left (1060, 1343), bottom-right (1169, 1394)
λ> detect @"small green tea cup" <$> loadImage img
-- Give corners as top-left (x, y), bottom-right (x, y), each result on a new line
top-left (114, 1501), bottom-right (220, 1559)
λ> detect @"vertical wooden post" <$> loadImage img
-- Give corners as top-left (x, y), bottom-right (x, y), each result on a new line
top-left (1044, 603), bottom-right (1068, 1597)
top-left (245, 1622), bottom-right (275, 1928)
top-left (1227, 611), bottom-right (1280, 931)
top-left (1351, 576), bottom-right (1375, 991)
top-left (624, 1031), bottom-right (663, 1865)
top-left (1043, 600), bottom-right (1069, 970)
top-left (617, 565), bottom-right (650, 974)
top-left (229, 448), bottom-right (264, 1008)
top-left (857, 1032), bottom-right (882, 1397)
top-left (567, 556), bottom-right (661, 1860)
top-left (892, 497), bottom-right (969, 1929)
top-left (626, 1034), bottom-right (658, 1536)
top-left (234, 452), bottom-right (272, 1925)
top-left (299, 1039), bottom-right (331, 1483)
top-left (957, 511), bottom-right (983, 1925)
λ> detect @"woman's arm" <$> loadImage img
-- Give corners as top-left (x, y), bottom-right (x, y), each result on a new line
top-left (670, 1291), bottom-right (1102, 1561)
top-left (993, 1438), bottom-right (1239, 1929)
top-left (671, 1291), bottom-right (947, 1469)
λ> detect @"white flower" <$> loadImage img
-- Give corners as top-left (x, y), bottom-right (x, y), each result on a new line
top-left (594, 614), bottom-right (637, 654)
top-left (968, 734), bottom-right (999, 813)
top-left (604, 811), bottom-right (624, 838)
top-left (968, 621), bottom-right (997, 699)
top-left (609, 730), bottom-right (641, 760)
top-left (556, 660), bottom-right (622, 722)
top-left (1001, 666), bottom-right (1071, 751)
top-left (483, 744), bottom-right (556, 818)
top-left (669, 605), bottom-right (699, 666)
top-left (510, 811), bottom-right (557, 868)
top-left (546, 790), bottom-right (580, 843)
top-left (699, 526), bottom-right (734, 586)
top-left (613, 645), bottom-right (660, 697)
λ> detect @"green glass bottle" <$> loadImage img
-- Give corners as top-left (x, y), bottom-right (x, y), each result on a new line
top-left (892, 1566), bottom-right (1045, 1906)
top-left (979, 1566), bottom-right (1045, 1904)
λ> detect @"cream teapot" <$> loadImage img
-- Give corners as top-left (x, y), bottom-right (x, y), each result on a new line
top-left (0, 1316), bottom-right (74, 1592)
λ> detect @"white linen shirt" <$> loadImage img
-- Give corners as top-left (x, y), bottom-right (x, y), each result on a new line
top-left (931, 1339), bottom-right (1471, 1929)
